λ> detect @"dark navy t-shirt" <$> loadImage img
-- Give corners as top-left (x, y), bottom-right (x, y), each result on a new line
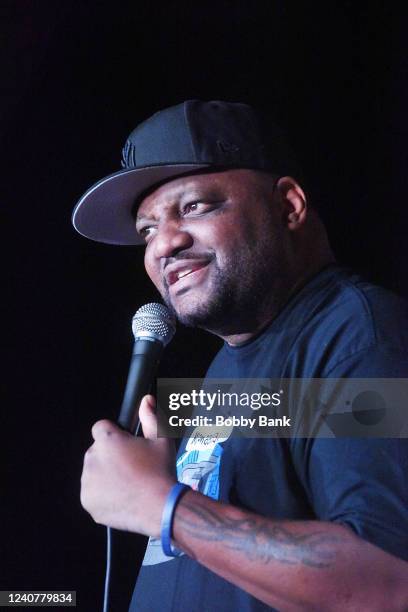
top-left (130, 266), bottom-right (408, 611)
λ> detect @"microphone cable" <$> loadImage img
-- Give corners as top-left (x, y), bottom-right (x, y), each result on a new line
top-left (102, 419), bottom-right (142, 612)
top-left (103, 527), bottom-right (112, 612)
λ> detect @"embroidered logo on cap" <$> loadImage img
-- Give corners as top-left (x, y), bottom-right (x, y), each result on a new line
top-left (121, 140), bottom-right (136, 168)
top-left (216, 140), bottom-right (240, 155)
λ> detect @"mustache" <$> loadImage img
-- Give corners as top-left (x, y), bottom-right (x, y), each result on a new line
top-left (164, 251), bottom-right (215, 264)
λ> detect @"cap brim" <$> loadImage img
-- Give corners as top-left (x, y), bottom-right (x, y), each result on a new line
top-left (72, 164), bottom-right (209, 245)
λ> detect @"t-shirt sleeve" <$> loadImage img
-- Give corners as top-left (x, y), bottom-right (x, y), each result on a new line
top-left (292, 344), bottom-right (408, 562)
top-left (299, 437), bottom-right (408, 561)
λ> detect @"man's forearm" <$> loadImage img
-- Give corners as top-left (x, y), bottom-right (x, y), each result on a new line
top-left (172, 490), bottom-right (408, 611)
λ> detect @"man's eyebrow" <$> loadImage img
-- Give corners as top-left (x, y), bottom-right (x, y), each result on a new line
top-left (137, 189), bottom-right (222, 219)
top-left (135, 212), bottom-right (153, 222)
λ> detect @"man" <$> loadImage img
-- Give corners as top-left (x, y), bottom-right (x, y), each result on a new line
top-left (74, 100), bottom-right (408, 610)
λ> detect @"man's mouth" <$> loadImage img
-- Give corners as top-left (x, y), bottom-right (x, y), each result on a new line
top-left (165, 260), bottom-right (211, 288)
top-left (175, 268), bottom-right (196, 281)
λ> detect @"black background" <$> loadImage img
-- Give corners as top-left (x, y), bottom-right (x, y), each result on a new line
top-left (3, 1), bottom-right (408, 610)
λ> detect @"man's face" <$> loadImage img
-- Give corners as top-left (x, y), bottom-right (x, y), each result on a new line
top-left (136, 169), bottom-right (290, 334)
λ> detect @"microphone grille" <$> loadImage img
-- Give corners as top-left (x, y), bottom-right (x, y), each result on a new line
top-left (132, 302), bottom-right (176, 346)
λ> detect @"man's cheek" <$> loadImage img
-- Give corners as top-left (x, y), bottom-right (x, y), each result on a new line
top-left (144, 258), bottom-right (161, 291)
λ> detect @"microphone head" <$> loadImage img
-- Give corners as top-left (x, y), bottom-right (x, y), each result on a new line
top-left (132, 302), bottom-right (176, 346)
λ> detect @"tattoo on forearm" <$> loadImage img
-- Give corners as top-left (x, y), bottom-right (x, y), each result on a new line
top-left (177, 500), bottom-right (342, 568)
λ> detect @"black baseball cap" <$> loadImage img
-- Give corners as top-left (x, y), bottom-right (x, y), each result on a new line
top-left (72, 100), bottom-right (300, 245)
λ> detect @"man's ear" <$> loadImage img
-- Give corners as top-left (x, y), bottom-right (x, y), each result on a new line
top-left (276, 176), bottom-right (307, 230)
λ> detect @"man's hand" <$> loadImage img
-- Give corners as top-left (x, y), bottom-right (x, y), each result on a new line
top-left (80, 395), bottom-right (176, 537)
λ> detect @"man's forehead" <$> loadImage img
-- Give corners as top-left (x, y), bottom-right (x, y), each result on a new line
top-left (136, 169), bottom-right (231, 218)
top-left (136, 168), bottom-right (269, 219)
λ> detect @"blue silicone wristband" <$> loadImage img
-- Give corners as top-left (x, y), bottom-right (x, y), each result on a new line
top-left (161, 483), bottom-right (190, 557)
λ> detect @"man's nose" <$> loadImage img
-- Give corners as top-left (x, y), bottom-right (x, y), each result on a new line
top-left (152, 221), bottom-right (194, 259)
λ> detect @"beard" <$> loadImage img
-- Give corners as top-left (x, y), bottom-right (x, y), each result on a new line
top-left (161, 229), bottom-right (288, 336)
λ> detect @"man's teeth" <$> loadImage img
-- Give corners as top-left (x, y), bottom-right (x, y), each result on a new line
top-left (177, 269), bottom-right (192, 280)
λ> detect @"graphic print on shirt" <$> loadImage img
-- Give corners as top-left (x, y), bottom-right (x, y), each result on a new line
top-left (142, 428), bottom-right (229, 566)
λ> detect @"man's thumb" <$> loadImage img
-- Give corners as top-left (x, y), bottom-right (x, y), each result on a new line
top-left (139, 394), bottom-right (158, 440)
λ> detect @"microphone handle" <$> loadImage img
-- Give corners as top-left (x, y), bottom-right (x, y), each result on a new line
top-left (118, 338), bottom-right (163, 434)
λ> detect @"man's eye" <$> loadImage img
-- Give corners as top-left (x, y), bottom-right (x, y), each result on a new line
top-left (183, 201), bottom-right (212, 215)
top-left (137, 226), bottom-right (155, 240)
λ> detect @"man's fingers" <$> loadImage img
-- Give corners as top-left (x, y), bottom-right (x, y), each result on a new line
top-left (139, 395), bottom-right (157, 440)
top-left (83, 446), bottom-right (93, 463)
top-left (91, 419), bottom-right (120, 440)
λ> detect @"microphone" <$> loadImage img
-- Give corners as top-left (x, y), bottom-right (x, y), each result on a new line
top-left (118, 303), bottom-right (176, 434)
